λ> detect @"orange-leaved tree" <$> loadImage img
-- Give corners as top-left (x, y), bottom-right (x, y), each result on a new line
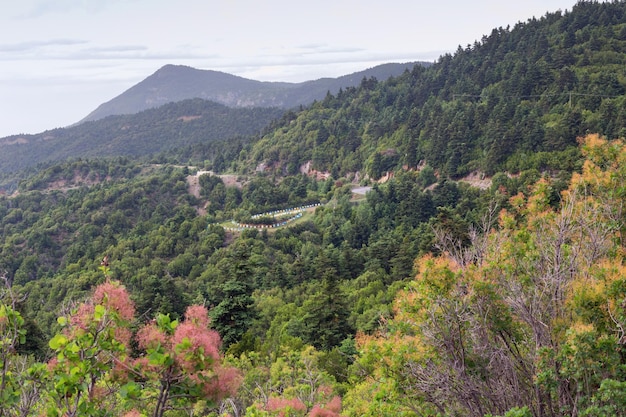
top-left (346, 135), bottom-right (626, 417)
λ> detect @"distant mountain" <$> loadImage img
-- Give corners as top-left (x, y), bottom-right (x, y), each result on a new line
top-left (0, 62), bottom-right (427, 175)
top-left (0, 99), bottom-right (283, 174)
top-left (80, 62), bottom-right (428, 122)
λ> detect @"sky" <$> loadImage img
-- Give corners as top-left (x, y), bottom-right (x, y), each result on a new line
top-left (1, 0), bottom-right (582, 138)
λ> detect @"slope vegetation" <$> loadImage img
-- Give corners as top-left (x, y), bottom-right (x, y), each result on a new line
top-left (0, 99), bottom-right (283, 174)
top-left (244, 1), bottom-right (626, 180)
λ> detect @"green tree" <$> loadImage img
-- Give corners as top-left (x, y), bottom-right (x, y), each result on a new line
top-left (299, 275), bottom-right (353, 351)
top-left (233, 344), bottom-right (343, 416)
top-left (346, 135), bottom-right (626, 416)
top-left (209, 241), bottom-right (257, 347)
top-left (0, 277), bottom-right (28, 416)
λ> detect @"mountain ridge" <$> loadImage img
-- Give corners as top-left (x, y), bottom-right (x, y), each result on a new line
top-left (0, 99), bottom-right (284, 175)
top-left (79, 62), bottom-right (428, 122)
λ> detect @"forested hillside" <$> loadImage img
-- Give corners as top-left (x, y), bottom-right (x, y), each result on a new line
top-left (0, 99), bottom-right (283, 175)
top-left (2, 1), bottom-right (626, 416)
top-left (0, 62), bottom-right (424, 178)
top-left (242, 0), bottom-right (626, 179)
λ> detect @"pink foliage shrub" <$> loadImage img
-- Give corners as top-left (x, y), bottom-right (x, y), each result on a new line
top-left (110, 355), bottom-right (134, 382)
top-left (199, 365), bottom-right (242, 400)
top-left (266, 396), bottom-right (307, 415)
top-left (46, 357), bottom-right (58, 372)
top-left (183, 305), bottom-right (211, 327)
top-left (114, 326), bottom-right (133, 347)
top-left (130, 356), bottom-right (160, 375)
top-left (92, 280), bottom-right (135, 321)
top-left (172, 321), bottom-right (221, 366)
top-left (69, 280), bottom-right (135, 332)
top-left (308, 396), bottom-right (342, 417)
top-left (136, 321), bottom-right (167, 350)
top-left (70, 302), bottom-right (94, 330)
top-left (134, 304), bottom-right (241, 402)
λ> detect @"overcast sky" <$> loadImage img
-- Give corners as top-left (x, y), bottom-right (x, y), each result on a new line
top-left (1, 0), bottom-right (582, 138)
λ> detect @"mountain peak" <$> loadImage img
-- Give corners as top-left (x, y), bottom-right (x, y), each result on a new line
top-left (79, 63), bottom-right (423, 123)
top-left (152, 64), bottom-right (236, 80)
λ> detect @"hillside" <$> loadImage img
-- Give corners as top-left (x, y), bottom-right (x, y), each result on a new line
top-left (80, 62), bottom-right (427, 122)
top-left (3, 2), bottom-right (626, 417)
top-left (0, 99), bottom-right (283, 175)
top-left (0, 62), bottom-right (425, 177)
top-left (242, 1), bottom-right (626, 180)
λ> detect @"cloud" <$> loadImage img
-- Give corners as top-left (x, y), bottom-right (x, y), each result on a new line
top-left (208, 47), bottom-right (437, 70)
top-left (62, 47), bottom-right (218, 62)
top-left (0, 39), bottom-right (216, 62)
top-left (0, 38), bottom-right (86, 53)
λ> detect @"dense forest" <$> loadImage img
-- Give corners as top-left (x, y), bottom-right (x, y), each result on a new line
top-left (235, 0), bottom-right (626, 180)
top-left (3, 1), bottom-right (626, 416)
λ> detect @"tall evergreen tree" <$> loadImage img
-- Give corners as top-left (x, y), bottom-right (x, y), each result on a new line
top-left (209, 241), bottom-right (257, 347)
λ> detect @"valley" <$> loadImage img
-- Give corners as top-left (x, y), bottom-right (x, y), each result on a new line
top-left (2, 2), bottom-right (626, 416)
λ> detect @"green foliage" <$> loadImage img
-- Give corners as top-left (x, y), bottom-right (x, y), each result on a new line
top-left (243, 1), bottom-right (626, 180)
top-left (486, 407), bottom-right (532, 417)
top-left (0, 99), bottom-right (284, 174)
top-left (231, 344), bottom-right (342, 416)
top-left (3, 4), bottom-right (626, 415)
top-left (582, 379), bottom-right (626, 417)
top-left (207, 240), bottom-right (257, 347)
top-left (0, 298), bottom-right (27, 413)
top-left (348, 135), bottom-right (626, 416)
top-left (44, 280), bottom-right (136, 417)
top-left (0, 148), bottom-right (487, 357)
top-left (296, 276), bottom-right (353, 351)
